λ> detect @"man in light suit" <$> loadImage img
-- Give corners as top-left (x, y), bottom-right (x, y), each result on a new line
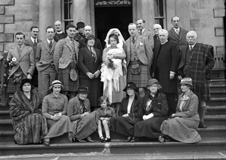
top-left (125, 23), bottom-right (153, 93)
top-left (136, 19), bottom-right (154, 48)
top-left (168, 16), bottom-right (188, 51)
top-left (36, 26), bottom-right (57, 100)
top-left (24, 26), bottom-right (42, 87)
top-left (7, 32), bottom-right (35, 92)
top-left (54, 24), bottom-right (80, 98)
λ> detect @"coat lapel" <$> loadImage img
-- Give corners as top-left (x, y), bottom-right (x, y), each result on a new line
top-left (65, 38), bottom-right (73, 52)
top-left (136, 36), bottom-right (141, 48)
top-left (43, 40), bottom-right (50, 52)
top-left (50, 41), bottom-right (56, 53)
top-left (12, 47), bottom-right (20, 60)
top-left (126, 38), bottom-right (131, 65)
top-left (19, 45), bottom-right (28, 60)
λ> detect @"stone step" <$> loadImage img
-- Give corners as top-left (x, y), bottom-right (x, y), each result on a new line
top-left (0, 110), bottom-right (10, 119)
top-left (1, 126), bottom-right (226, 143)
top-left (204, 115), bottom-right (226, 127)
top-left (207, 98), bottom-right (226, 106)
top-left (0, 137), bottom-right (226, 156)
top-left (206, 106), bottom-right (226, 115)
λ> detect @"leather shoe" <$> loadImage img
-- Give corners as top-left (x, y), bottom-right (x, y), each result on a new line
top-left (105, 137), bottom-right (111, 142)
top-left (43, 138), bottom-right (50, 146)
top-left (124, 136), bottom-right (132, 142)
top-left (86, 136), bottom-right (95, 143)
top-left (199, 122), bottom-right (207, 128)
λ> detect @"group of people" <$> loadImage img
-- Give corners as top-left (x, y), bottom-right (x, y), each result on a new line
top-left (7, 16), bottom-right (214, 146)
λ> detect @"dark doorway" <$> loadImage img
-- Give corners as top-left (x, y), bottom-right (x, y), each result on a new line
top-left (95, 6), bottom-right (133, 47)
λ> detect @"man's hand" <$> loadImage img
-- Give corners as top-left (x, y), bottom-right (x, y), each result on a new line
top-left (27, 74), bottom-right (32, 79)
top-left (94, 70), bottom-right (100, 78)
top-left (86, 72), bottom-right (94, 79)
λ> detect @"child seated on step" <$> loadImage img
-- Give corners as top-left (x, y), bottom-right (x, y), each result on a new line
top-left (96, 95), bottom-right (116, 142)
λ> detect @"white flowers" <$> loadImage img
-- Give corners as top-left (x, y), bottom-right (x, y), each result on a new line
top-left (12, 57), bottom-right (17, 62)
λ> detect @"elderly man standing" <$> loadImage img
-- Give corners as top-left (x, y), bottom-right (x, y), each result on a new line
top-left (153, 24), bottom-right (162, 50)
top-left (54, 24), bottom-right (80, 99)
top-left (7, 32), bottom-right (35, 92)
top-left (36, 26), bottom-right (57, 100)
top-left (125, 23), bottom-right (153, 93)
top-left (151, 29), bottom-right (180, 116)
top-left (54, 21), bottom-right (67, 42)
top-left (79, 25), bottom-right (103, 53)
top-left (168, 16), bottom-right (188, 50)
top-left (178, 31), bottom-right (215, 128)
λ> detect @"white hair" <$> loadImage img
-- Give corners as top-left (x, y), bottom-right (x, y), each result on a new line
top-left (186, 30), bottom-right (198, 38)
top-left (84, 25), bottom-right (92, 30)
top-left (153, 24), bottom-right (162, 29)
top-left (158, 29), bottom-right (168, 36)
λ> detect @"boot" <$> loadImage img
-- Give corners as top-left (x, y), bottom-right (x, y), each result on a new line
top-left (198, 106), bottom-right (207, 128)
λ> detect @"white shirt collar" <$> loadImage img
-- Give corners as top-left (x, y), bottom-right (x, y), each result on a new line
top-left (161, 40), bottom-right (168, 45)
top-left (31, 37), bottom-right (37, 43)
top-left (56, 31), bottom-right (63, 34)
top-left (47, 39), bottom-right (53, 44)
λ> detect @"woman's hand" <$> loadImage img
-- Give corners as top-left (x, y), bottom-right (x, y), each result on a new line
top-left (107, 54), bottom-right (114, 60)
top-left (171, 113), bottom-right (176, 118)
top-left (86, 72), bottom-right (94, 79)
top-left (122, 114), bottom-right (128, 117)
top-left (27, 74), bottom-right (32, 79)
top-left (83, 112), bottom-right (89, 117)
top-left (94, 70), bottom-right (100, 78)
top-left (51, 115), bottom-right (61, 121)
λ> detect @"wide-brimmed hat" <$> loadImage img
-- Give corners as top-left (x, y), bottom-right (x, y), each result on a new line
top-left (180, 77), bottom-right (193, 86)
top-left (49, 80), bottom-right (63, 90)
top-left (85, 34), bottom-right (96, 43)
top-left (146, 78), bottom-right (162, 90)
top-left (77, 85), bottom-right (89, 94)
top-left (123, 82), bottom-right (138, 92)
top-left (20, 78), bottom-right (32, 90)
top-left (76, 22), bottom-right (85, 30)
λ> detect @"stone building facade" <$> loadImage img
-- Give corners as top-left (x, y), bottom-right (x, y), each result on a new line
top-left (0, 0), bottom-right (225, 68)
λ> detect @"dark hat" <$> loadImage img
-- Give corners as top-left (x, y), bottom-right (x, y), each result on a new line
top-left (20, 78), bottom-right (32, 90)
top-left (85, 34), bottom-right (96, 43)
top-left (76, 22), bottom-right (85, 30)
top-left (180, 77), bottom-right (193, 86)
top-left (49, 80), bottom-right (63, 90)
top-left (147, 79), bottom-right (159, 87)
top-left (77, 85), bottom-right (89, 94)
top-left (123, 82), bottom-right (138, 92)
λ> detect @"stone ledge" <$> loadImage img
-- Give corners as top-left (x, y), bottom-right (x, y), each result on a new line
top-left (0, 15), bottom-right (14, 24)
top-left (0, 0), bottom-right (14, 6)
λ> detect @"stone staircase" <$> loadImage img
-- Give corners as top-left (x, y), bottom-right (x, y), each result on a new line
top-left (0, 79), bottom-right (226, 157)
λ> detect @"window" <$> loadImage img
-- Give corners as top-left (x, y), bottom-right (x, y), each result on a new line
top-left (154, 0), bottom-right (166, 28)
top-left (63, 0), bottom-right (73, 30)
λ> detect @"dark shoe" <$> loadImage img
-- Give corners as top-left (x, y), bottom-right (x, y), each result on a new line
top-left (99, 136), bottom-right (105, 143)
top-left (105, 137), bottom-right (111, 142)
top-left (43, 138), bottom-right (50, 146)
top-left (86, 136), bottom-right (95, 143)
top-left (125, 136), bottom-right (133, 142)
top-left (130, 137), bottom-right (137, 143)
top-left (199, 122), bottom-right (207, 128)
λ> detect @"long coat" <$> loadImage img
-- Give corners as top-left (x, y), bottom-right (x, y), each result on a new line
top-left (78, 46), bottom-right (102, 107)
top-left (7, 45), bottom-right (35, 78)
top-left (151, 41), bottom-right (180, 93)
top-left (134, 92), bottom-right (168, 139)
top-left (111, 96), bottom-right (143, 137)
top-left (178, 43), bottom-right (215, 101)
top-left (161, 91), bottom-right (202, 143)
top-left (168, 27), bottom-right (188, 49)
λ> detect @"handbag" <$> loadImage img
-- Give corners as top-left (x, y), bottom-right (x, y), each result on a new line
top-left (131, 61), bottom-right (141, 75)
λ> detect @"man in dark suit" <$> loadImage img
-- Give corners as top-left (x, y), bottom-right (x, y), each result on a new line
top-left (153, 24), bottom-right (162, 52)
top-left (177, 31), bottom-right (215, 128)
top-left (168, 16), bottom-right (188, 51)
top-left (54, 21), bottom-right (67, 42)
top-left (151, 29), bottom-right (180, 116)
top-left (79, 25), bottom-right (103, 54)
top-left (36, 26), bottom-right (57, 100)
top-left (24, 26), bottom-right (42, 87)
top-left (125, 23), bottom-right (153, 92)
top-left (74, 21), bottom-right (85, 43)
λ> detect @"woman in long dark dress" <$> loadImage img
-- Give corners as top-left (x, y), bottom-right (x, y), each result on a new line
top-left (9, 78), bottom-right (48, 145)
top-left (78, 34), bottom-right (102, 110)
top-left (160, 78), bottom-right (202, 143)
top-left (134, 79), bottom-right (168, 141)
top-left (110, 82), bottom-right (143, 142)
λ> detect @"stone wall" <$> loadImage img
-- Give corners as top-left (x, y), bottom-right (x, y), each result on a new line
top-left (0, 0), bottom-right (38, 53)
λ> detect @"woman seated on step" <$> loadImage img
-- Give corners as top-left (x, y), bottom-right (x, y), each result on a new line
top-left (42, 80), bottom-right (73, 146)
top-left (159, 77), bottom-right (202, 143)
top-left (67, 85), bottom-right (99, 143)
top-left (133, 79), bottom-right (168, 142)
top-left (9, 78), bottom-right (48, 145)
top-left (110, 82), bottom-right (143, 142)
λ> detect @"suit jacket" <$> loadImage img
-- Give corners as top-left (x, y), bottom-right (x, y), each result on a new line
top-left (175, 91), bottom-right (199, 121)
top-left (140, 29), bottom-right (154, 49)
top-left (36, 40), bottom-right (57, 72)
top-left (7, 45), bottom-right (35, 78)
top-left (78, 46), bottom-right (102, 78)
top-left (24, 38), bottom-right (42, 55)
top-left (153, 35), bottom-right (161, 51)
top-left (125, 36), bottom-right (153, 67)
top-left (168, 27), bottom-right (188, 49)
top-left (151, 41), bottom-right (180, 93)
top-left (54, 37), bottom-right (79, 70)
top-left (178, 43), bottom-right (215, 81)
top-left (119, 96), bottom-right (143, 118)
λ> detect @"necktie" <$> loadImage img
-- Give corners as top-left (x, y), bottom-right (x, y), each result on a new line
top-left (175, 29), bottom-right (179, 35)
top-left (132, 37), bottom-right (135, 44)
top-left (139, 30), bottom-right (142, 35)
top-left (49, 41), bottom-right (52, 49)
top-left (34, 39), bottom-right (37, 45)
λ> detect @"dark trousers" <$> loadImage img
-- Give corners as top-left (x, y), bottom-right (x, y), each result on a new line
top-left (165, 93), bottom-right (178, 116)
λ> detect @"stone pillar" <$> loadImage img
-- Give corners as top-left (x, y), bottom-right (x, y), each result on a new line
top-left (39, 0), bottom-right (54, 40)
top-left (134, 0), bottom-right (155, 31)
top-left (73, 0), bottom-right (91, 27)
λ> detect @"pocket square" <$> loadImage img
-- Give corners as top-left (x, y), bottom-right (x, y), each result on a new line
top-left (140, 42), bottom-right (144, 45)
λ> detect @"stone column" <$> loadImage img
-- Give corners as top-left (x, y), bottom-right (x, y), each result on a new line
top-left (73, 0), bottom-right (91, 27)
top-left (39, 0), bottom-right (54, 40)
